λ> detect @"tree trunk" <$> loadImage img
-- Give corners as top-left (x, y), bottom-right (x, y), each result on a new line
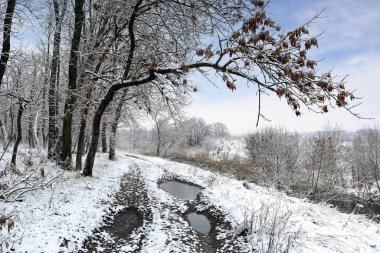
top-left (109, 124), bottom-right (117, 160)
top-left (315, 153), bottom-right (323, 191)
top-left (83, 88), bottom-right (117, 176)
top-left (60, 0), bottom-right (85, 164)
top-left (75, 116), bottom-right (86, 170)
top-left (156, 129), bottom-right (161, 156)
top-left (75, 87), bottom-right (93, 170)
top-left (373, 162), bottom-right (380, 191)
top-left (28, 113), bottom-right (35, 148)
top-left (0, 0), bottom-right (16, 88)
top-left (83, 72), bottom-right (155, 175)
top-left (30, 58), bottom-right (39, 149)
top-left (42, 29), bottom-right (50, 150)
top-left (0, 119), bottom-right (7, 150)
top-left (11, 103), bottom-right (24, 166)
top-left (42, 88), bottom-right (48, 149)
top-left (48, 0), bottom-right (67, 159)
top-left (74, 17), bottom-right (111, 169)
top-left (109, 90), bottom-right (128, 160)
top-left (101, 122), bottom-right (107, 153)
top-left (83, 0), bottom-right (146, 175)
top-left (34, 110), bottom-right (40, 148)
top-left (8, 109), bottom-right (14, 143)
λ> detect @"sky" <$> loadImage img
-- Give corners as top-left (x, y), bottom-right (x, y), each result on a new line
top-left (10, 0), bottom-right (379, 135)
top-left (186, 0), bottom-right (380, 134)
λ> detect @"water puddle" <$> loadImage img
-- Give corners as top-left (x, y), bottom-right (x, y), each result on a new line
top-left (187, 212), bottom-right (211, 234)
top-left (159, 180), bottom-right (202, 200)
top-left (105, 207), bottom-right (143, 239)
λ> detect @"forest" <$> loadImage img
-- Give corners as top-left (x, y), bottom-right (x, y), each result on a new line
top-left (1, 0), bottom-right (379, 252)
top-left (0, 0), bottom-right (356, 174)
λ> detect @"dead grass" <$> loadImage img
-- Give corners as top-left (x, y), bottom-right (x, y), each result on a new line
top-left (168, 148), bottom-right (263, 184)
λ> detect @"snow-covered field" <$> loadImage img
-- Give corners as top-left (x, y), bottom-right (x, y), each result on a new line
top-left (1, 151), bottom-right (380, 252)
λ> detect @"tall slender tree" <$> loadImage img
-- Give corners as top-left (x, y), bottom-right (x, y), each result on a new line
top-left (60, 0), bottom-right (85, 164)
top-left (0, 0), bottom-right (16, 89)
top-left (48, 0), bottom-right (68, 159)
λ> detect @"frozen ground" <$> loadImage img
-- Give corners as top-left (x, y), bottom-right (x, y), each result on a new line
top-left (1, 150), bottom-right (380, 252)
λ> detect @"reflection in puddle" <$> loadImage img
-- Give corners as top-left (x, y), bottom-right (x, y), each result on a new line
top-left (159, 180), bottom-right (202, 200)
top-left (187, 212), bottom-right (211, 234)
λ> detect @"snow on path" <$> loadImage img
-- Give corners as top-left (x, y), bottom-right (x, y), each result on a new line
top-left (1, 152), bottom-right (380, 252)
top-left (134, 155), bottom-right (380, 253)
top-left (1, 153), bottom-right (130, 253)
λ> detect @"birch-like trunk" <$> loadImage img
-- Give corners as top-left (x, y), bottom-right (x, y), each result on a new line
top-left (34, 111), bottom-right (40, 149)
top-left (41, 33), bottom-right (50, 149)
top-left (42, 87), bottom-right (48, 149)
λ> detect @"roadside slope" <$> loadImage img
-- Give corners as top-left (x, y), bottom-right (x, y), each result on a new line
top-left (1, 152), bottom-right (380, 252)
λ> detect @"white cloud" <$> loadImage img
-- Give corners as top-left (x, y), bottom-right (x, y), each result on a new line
top-left (186, 52), bottom-right (380, 134)
top-left (305, 1), bottom-right (379, 53)
top-left (185, 1), bottom-right (380, 134)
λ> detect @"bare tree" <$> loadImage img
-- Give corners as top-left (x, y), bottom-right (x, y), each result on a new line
top-left (181, 117), bottom-right (210, 147)
top-left (108, 88), bottom-right (141, 160)
top-left (108, 92), bottom-right (128, 160)
top-left (0, 0), bottom-right (16, 89)
top-left (75, 0), bottom-right (128, 168)
top-left (0, 0), bottom-right (359, 177)
top-left (0, 117), bottom-right (7, 150)
top-left (210, 122), bottom-right (230, 138)
top-left (148, 96), bottom-right (185, 156)
top-left (81, 0), bottom-right (357, 176)
top-left (48, 0), bottom-right (68, 159)
top-left (0, 0), bottom-right (17, 151)
top-left (10, 102), bottom-right (24, 165)
top-left (246, 126), bottom-right (300, 187)
top-left (351, 127), bottom-right (380, 191)
top-left (151, 115), bottom-right (174, 156)
top-left (60, 0), bottom-right (85, 164)
top-left (303, 126), bottom-right (344, 196)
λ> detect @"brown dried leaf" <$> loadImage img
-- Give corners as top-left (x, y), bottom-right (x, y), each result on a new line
top-left (311, 37), bottom-right (318, 47)
top-left (8, 219), bottom-right (14, 233)
top-left (226, 80), bottom-right (236, 91)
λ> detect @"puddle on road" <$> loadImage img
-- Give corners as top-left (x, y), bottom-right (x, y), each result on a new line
top-left (159, 180), bottom-right (202, 200)
top-left (106, 207), bottom-right (143, 239)
top-left (187, 212), bottom-right (211, 234)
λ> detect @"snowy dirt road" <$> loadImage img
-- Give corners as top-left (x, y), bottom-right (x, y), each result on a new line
top-left (81, 157), bottom-right (248, 253)
top-left (1, 152), bottom-right (380, 252)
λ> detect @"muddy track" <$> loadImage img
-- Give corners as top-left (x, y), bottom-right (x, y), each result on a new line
top-left (80, 159), bottom-right (250, 252)
top-left (80, 165), bottom-right (151, 252)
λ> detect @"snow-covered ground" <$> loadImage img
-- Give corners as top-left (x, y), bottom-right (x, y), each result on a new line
top-left (1, 151), bottom-right (380, 252)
